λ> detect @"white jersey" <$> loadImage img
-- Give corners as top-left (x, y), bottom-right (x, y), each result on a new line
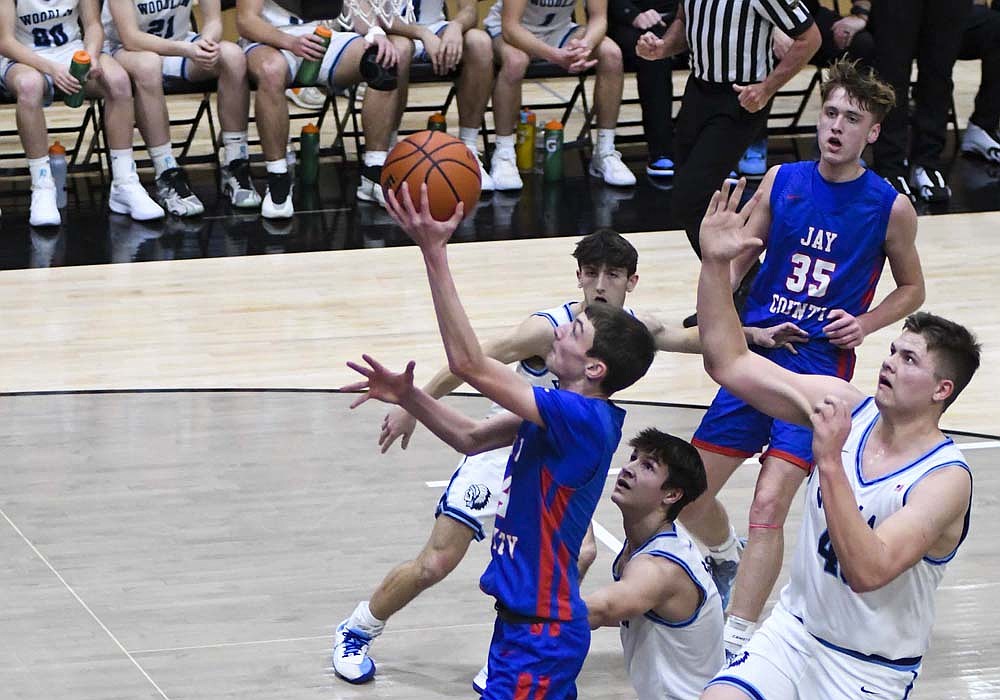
top-left (485, 0), bottom-right (576, 33)
top-left (485, 301), bottom-right (636, 416)
top-left (412, 0), bottom-right (446, 25)
top-left (780, 397), bottom-right (972, 660)
top-left (102, 0), bottom-right (194, 48)
top-left (615, 528), bottom-right (725, 700)
top-left (13, 0), bottom-right (82, 51)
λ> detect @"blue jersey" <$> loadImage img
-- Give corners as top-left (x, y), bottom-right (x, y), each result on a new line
top-left (480, 386), bottom-right (625, 621)
top-left (743, 161), bottom-right (897, 363)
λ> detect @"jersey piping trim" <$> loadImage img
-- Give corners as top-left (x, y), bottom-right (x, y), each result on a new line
top-left (707, 677), bottom-right (768, 700)
top-left (640, 551), bottom-right (708, 628)
top-left (902, 460), bottom-right (972, 564)
top-left (612, 530), bottom-right (678, 582)
top-left (854, 415), bottom-right (955, 486)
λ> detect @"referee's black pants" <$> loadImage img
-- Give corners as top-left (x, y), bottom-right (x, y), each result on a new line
top-left (959, 3), bottom-right (1000, 133)
top-left (607, 23), bottom-right (675, 160)
top-left (671, 77), bottom-right (770, 257)
top-left (871, 0), bottom-right (973, 177)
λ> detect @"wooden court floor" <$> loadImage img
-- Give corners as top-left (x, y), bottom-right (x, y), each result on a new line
top-left (2, 214), bottom-right (999, 699)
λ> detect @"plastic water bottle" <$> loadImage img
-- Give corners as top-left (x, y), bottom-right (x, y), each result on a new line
top-left (64, 50), bottom-right (91, 108)
top-left (49, 141), bottom-right (68, 208)
top-left (285, 139), bottom-right (297, 181)
top-left (427, 113), bottom-right (447, 132)
top-left (300, 123), bottom-right (320, 185)
top-left (294, 26), bottom-right (332, 86)
top-left (516, 109), bottom-right (536, 172)
top-left (543, 120), bottom-right (564, 182)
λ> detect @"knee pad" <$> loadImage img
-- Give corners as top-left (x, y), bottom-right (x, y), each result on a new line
top-left (361, 44), bottom-right (398, 91)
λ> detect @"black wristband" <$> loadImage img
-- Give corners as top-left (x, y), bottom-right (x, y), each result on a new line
top-left (850, 4), bottom-right (870, 17)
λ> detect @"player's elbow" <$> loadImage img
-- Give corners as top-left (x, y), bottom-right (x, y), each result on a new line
top-left (843, 567), bottom-right (891, 594)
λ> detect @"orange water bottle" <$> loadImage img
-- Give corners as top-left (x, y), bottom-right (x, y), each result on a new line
top-left (427, 112), bottom-right (447, 132)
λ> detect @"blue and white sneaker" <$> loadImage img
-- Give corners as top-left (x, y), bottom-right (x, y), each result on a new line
top-left (646, 156), bottom-right (675, 177)
top-left (707, 538), bottom-right (745, 611)
top-left (472, 663), bottom-right (488, 695)
top-left (332, 622), bottom-right (376, 684)
top-left (738, 138), bottom-right (768, 177)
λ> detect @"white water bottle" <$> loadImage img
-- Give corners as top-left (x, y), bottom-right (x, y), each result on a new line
top-left (49, 141), bottom-right (68, 208)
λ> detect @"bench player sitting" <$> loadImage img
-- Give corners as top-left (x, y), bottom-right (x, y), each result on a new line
top-left (103, 0), bottom-right (262, 215)
top-left (386, 0), bottom-right (496, 190)
top-left (483, 0), bottom-right (637, 189)
top-left (236, 0), bottom-right (411, 217)
top-left (0, 0), bottom-right (163, 226)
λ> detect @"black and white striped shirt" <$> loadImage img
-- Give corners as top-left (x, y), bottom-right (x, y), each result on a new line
top-left (683, 0), bottom-right (813, 84)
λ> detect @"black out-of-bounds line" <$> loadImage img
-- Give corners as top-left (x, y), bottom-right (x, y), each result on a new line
top-left (3, 388), bottom-right (998, 441)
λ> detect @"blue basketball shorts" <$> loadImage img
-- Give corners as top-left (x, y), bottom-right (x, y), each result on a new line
top-left (482, 614), bottom-right (590, 700)
top-left (692, 343), bottom-right (855, 471)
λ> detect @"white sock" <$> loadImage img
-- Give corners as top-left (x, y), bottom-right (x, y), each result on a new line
top-left (222, 130), bottom-right (249, 165)
top-left (388, 131), bottom-right (398, 149)
top-left (28, 156), bottom-right (51, 185)
top-left (708, 527), bottom-right (741, 562)
top-left (596, 128), bottom-right (616, 157)
top-left (266, 158), bottom-right (288, 175)
top-left (148, 142), bottom-right (178, 178)
top-left (459, 126), bottom-right (479, 151)
top-left (723, 615), bottom-right (757, 656)
top-left (348, 601), bottom-right (385, 637)
top-left (110, 149), bottom-right (137, 182)
top-left (495, 134), bottom-right (515, 155)
top-left (364, 150), bottom-right (387, 167)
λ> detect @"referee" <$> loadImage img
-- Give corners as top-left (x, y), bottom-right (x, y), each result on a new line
top-left (638, 0), bottom-right (819, 264)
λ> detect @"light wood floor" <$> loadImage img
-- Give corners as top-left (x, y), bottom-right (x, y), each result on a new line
top-left (1, 206), bottom-right (999, 700)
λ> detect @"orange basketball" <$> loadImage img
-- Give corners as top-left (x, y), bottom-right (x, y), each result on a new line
top-left (380, 131), bottom-right (482, 221)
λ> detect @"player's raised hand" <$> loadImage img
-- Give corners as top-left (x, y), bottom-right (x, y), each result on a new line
top-left (747, 321), bottom-right (810, 353)
top-left (810, 395), bottom-right (852, 468)
top-left (385, 182), bottom-right (464, 249)
top-left (380, 406), bottom-right (418, 452)
top-left (823, 309), bottom-right (865, 349)
top-left (342, 355), bottom-right (416, 408)
top-left (636, 31), bottom-right (667, 61)
top-left (699, 178), bottom-right (764, 263)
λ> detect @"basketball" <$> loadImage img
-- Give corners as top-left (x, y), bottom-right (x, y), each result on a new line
top-left (380, 131), bottom-right (482, 221)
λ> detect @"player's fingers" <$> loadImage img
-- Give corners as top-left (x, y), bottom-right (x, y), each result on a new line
top-left (349, 392), bottom-right (372, 409)
top-left (419, 183), bottom-right (434, 219)
top-left (706, 188), bottom-right (723, 217)
top-left (400, 433), bottom-right (411, 450)
top-left (783, 342), bottom-right (799, 355)
top-left (345, 360), bottom-right (372, 377)
top-left (449, 200), bottom-right (465, 225)
top-left (727, 177), bottom-right (746, 211)
top-left (739, 188), bottom-right (762, 224)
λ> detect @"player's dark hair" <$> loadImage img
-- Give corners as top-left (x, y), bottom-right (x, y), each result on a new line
top-left (820, 57), bottom-right (896, 124)
top-left (572, 229), bottom-right (639, 277)
top-left (902, 312), bottom-right (981, 410)
top-left (629, 429), bottom-right (707, 521)
top-left (584, 304), bottom-right (655, 395)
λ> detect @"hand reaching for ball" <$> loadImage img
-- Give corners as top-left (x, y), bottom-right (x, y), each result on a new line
top-left (385, 182), bottom-right (464, 250)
